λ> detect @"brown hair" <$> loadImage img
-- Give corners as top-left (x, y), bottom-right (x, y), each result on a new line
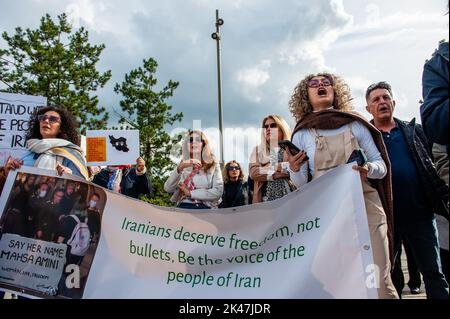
top-left (222, 160), bottom-right (244, 184)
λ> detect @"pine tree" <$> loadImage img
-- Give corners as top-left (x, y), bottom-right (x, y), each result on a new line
top-left (114, 58), bottom-right (183, 206)
top-left (0, 13), bottom-right (111, 131)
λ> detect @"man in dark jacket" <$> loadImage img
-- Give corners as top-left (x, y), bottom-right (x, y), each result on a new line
top-left (421, 40), bottom-right (449, 155)
top-left (366, 81), bottom-right (449, 299)
top-left (121, 157), bottom-right (152, 199)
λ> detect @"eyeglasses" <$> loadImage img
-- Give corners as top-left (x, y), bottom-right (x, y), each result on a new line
top-left (307, 77), bottom-right (333, 88)
top-left (38, 114), bottom-right (61, 124)
top-left (189, 136), bottom-right (203, 143)
top-left (227, 166), bottom-right (240, 171)
top-left (263, 123), bottom-right (278, 129)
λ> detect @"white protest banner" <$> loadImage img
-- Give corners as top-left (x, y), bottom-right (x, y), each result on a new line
top-left (0, 234), bottom-right (67, 295)
top-left (0, 92), bottom-right (46, 165)
top-left (0, 165), bottom-right (377, 299)
top-left (0, 167), bottom-right (107, 298)
top-left (86, 130), bottom-right (140, 166)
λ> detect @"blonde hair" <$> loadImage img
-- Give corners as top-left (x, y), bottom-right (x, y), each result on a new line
top-left (254, 114), bottom-right (292, 164)
top-left (288, 73), bottom-right (353, 122)
top-left (222, 160), bottom-right (244, 184)
top-left (262, 114), bottom-right (291, 148)
top-left (181, 130), bottom-right (217, 172)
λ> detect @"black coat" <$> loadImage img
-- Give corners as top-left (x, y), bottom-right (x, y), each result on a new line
top-left (395, 118), bottom-right (449, 220)
top-left (121, 168), bottom-right (152, 199)
top-left (420, 41), bottom-right (449, 153)
top-left (219, 181), bottom-right (248, 208)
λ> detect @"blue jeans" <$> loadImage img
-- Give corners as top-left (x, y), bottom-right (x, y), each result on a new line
top-left (394, 218), bottom-right (449, 299)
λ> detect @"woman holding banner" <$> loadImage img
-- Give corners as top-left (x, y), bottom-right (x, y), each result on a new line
top-left (2, 105), bottom-right (89, 180)
top-left (164, 130), bottom-right (223, 209)
top-left (286, 73), bottom-right (398, 299)
top-left (249, 114), bottom-right (296, 203)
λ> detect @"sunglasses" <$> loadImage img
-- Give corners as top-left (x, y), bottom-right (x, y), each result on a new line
top-left (307, 77), bottom-right (333, 88)
top-left (38, 114), bottom-right (61, 124)
top-left (263, 123), bottom-right (278, 129)
top-left (227, 166), bottom-right (240, 171)
top-left (189, 136), bottom-right (203, 143)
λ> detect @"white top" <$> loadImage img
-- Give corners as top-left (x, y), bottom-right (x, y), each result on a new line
top-left (164, 163), bottom-right (224, 204)
top-left (289, 121), bottom-right (387, 188)
top-left (266, 147), bottom-right (290, 181)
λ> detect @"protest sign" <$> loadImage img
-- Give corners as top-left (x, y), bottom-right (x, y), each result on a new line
top-left (0, 93), bottom-right (46, 165)
top-left (86, 130), bottom-right (140, 166)
top-left (0, 165), bottom-right (377, 298)
top-left (0, 167), bottom-right (106, 298)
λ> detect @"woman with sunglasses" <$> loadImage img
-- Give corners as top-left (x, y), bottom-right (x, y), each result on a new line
top-left (286, 73), bottom-right (398, 299)
top-left (219, 161), bottom-right (248, 208)
top-left (249, 114), bottom-right (295, 203)
top-left (164, 130), bottom-right (223, 209)
top-left (2, 106), bottom-right (89, 180)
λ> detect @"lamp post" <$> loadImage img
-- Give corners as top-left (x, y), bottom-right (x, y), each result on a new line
top-left (211, 9), bottom-right (224, 166)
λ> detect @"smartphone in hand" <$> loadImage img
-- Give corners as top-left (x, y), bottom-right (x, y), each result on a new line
top-left (346, 149), bottom-right (367, 166)
top-left (278, 140), bottom-right (309, 160)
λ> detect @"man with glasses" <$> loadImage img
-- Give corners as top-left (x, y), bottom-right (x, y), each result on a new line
top-left (365, 81), bottom-right (449, 299)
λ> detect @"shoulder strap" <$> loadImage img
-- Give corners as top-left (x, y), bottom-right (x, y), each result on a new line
top-left (309, 128), bottom-right (320, 138)
top-left (70, 215), bottom-right (80, 224)
top-left (67, 215), bottom-right (81, 245)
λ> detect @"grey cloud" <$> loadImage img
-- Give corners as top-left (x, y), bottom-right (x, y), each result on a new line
top-left (3, 0), bottom-right (438, 138)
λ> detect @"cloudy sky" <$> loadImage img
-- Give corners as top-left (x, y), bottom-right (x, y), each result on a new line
top-left (1, 0), bottom-right (448, 170)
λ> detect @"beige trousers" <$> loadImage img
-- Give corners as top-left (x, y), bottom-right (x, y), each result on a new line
top-left (310, 126), bottom-right (398, 299)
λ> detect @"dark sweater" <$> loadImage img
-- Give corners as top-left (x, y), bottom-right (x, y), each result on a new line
top-left (219, 180), bottom-right (248, 208)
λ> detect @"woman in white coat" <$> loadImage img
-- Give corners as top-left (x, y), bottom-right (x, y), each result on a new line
top-left (164, 130), bottom-right (223, 209)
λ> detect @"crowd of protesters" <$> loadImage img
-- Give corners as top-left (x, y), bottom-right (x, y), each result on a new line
top-left (0, 33), bottom-right (448, 300)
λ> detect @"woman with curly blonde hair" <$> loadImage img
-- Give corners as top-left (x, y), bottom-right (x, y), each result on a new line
top-left (286, 73), bottom-right (398, 299)
top-left (164, 130), bottom-right (223, 209)
top-left (289, 73), bottom-right (353, 122)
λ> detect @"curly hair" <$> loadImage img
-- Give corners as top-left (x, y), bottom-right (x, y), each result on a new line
top-left (288, 73), bottom-right (353, 122)
top-left (26, 105), bottom-right (80, 145)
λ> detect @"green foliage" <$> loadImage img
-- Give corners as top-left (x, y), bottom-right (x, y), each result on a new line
top-left (139, 176), bottom-right (174, 207)
top-left (0, 13), bottom-right (111, 132)
top-left (115, 57), bottom-right (183, 204)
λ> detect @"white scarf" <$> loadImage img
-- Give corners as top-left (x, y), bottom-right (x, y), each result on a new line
top-left (136, 166), bottom-right (147, 176)
top-left (26, 138), bottom-right (81, 170)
